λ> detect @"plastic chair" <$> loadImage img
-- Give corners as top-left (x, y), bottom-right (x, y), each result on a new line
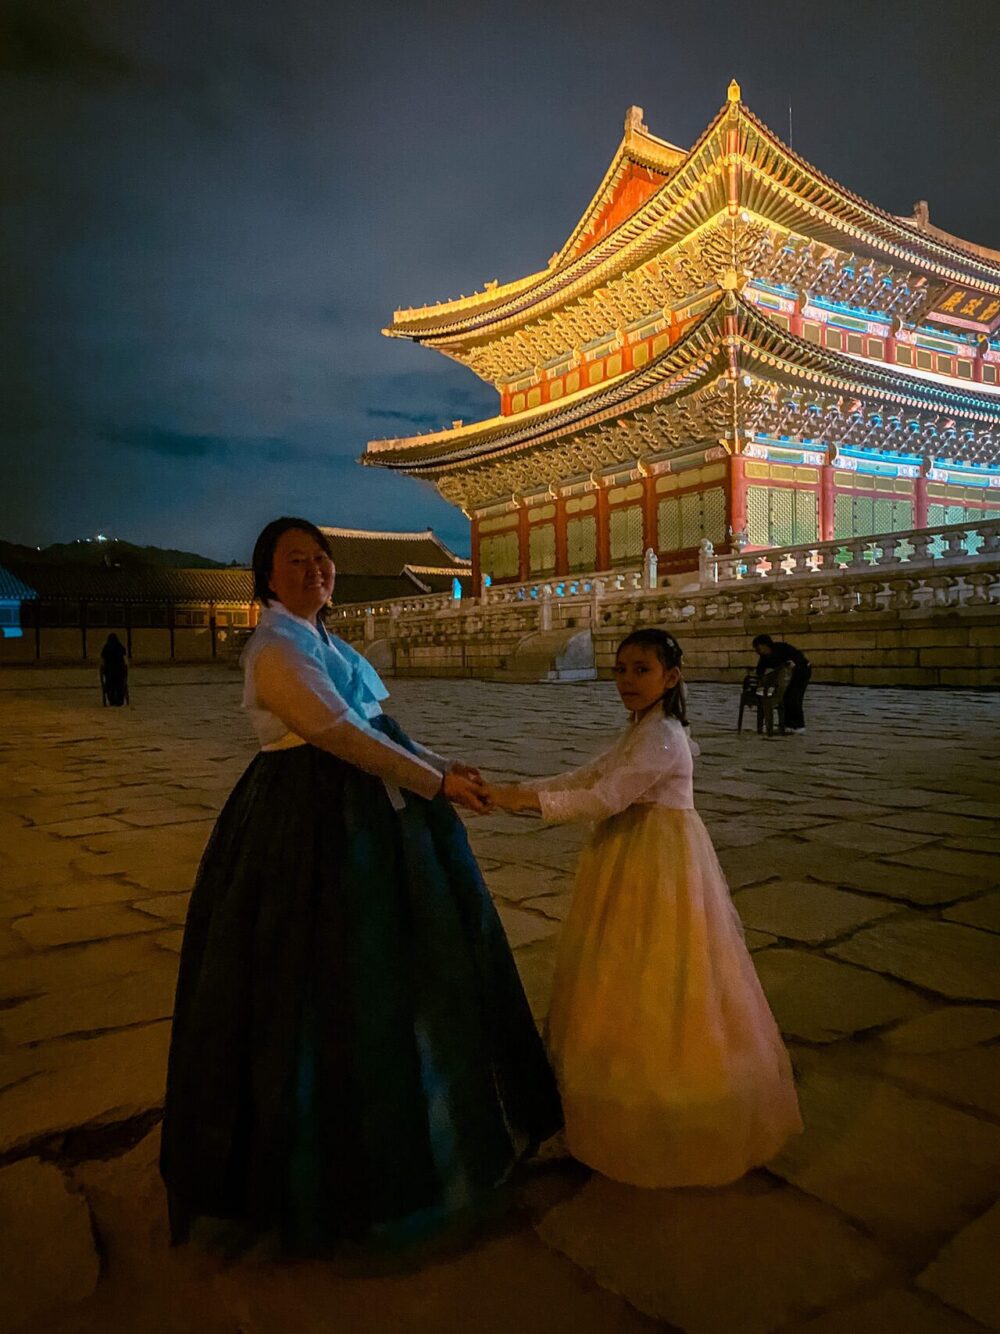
top-left (737, 662), bottom-right (794, 737)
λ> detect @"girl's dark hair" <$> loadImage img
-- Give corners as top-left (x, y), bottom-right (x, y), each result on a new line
top-left (251, 517), bottom-right (334, 605)
top-left (616, 627), bottom-right (688, 725)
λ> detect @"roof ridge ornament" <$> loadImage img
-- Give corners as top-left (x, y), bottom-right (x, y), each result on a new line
top-left (727, 78), bottom-right (742, 104)
top-left (625, 105), bottom-right (648, 136)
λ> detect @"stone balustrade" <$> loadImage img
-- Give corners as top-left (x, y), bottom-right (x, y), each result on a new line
top-left (325, 522), bottom-right (1000, 688)
top-left (699, 516), bottom-right (1000, 585)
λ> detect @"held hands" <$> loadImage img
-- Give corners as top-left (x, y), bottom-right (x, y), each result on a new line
top-left (442, 768), bottom-right (492, 815)
top-left (439, 764), bottom-right (542, 817)
top-left (483, 784), bottom-right (541, 815)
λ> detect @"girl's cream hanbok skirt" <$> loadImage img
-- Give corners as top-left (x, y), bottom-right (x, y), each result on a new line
top-left (547, 805), bottom-right (802, 1188)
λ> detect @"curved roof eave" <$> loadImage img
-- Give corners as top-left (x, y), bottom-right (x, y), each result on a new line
top-left (366, 294), bottom-right (1000, 476)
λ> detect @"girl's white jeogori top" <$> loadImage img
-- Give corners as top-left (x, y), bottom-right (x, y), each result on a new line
top-left (240, 603), bottom-right (444, 804)
top-left (527, 712), bottom-right (698, 824)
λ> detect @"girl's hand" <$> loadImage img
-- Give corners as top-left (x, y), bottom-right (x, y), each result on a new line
top-left (486, 784), bottom-right (541, 814)
top-left (442, 770), bottom-right (492, 814)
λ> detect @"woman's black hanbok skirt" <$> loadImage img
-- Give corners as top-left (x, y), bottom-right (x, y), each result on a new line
top-left (160, 716), bottom-right (561, 1254)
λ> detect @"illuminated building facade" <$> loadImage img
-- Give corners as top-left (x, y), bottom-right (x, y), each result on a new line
top-left (365, 84), bottom-right (1000, 586)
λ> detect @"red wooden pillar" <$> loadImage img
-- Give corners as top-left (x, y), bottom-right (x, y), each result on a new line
top-left (790, 295), bottom-right (804, 339)
top-left (517, 505), bottom-right (530, 581)
top-left (819, 463), bottom-right (836, 542)
top-left (914, 473), bottom-right (929, 530)
top-left (642, 476), bottom-right (658, 555)
top-left (554, 497), bottom-right (568, 577)
top-left (595, 485), bottom-right (611, 571)
top-left (729, 455), bottom-right (748, 544)
top-left (973, 337), bottom-right (985, 384)
top-left (470, 515), bottom-right (481, 592)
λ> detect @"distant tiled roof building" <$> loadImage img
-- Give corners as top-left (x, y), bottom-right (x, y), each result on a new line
top-left (2, 562), bottom-right (253, 604)
top-left (0, 528), bottom-right (471, 662)
top-left (0, 563), bottom-right (37, 641)
top-left (320, 526), bottom-right (471, 605)
top-left (0, 564), bottom-right (37, 602)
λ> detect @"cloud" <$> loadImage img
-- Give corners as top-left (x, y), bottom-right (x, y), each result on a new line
top-left (102, 425), bottom-right (234, 459)
top-left (367, 407), bottom-right (442, 428)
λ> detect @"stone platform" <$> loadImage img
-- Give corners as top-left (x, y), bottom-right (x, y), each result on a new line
top-left (0, 666), bottom-right (997, 1334)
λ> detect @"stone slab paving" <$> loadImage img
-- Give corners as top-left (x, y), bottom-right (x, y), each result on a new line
top-left (0, 665), bottom-right (997, 1333)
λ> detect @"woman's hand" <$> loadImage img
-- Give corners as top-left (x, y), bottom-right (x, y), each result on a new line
top-left (442, 770), bottom-right (492, 814)
top-left (450, 761), bottom-right (484, 783)
top-left (485, 784), bottom-right (541, 814)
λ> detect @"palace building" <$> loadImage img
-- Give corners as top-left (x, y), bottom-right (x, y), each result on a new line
top-left (364, 83), bottom-right (1000, 587)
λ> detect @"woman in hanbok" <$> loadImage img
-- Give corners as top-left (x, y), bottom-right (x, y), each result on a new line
top-left (487, 628), bottom-right (800, 1189)
top-left (161, 517), bottom-right (561, 1253)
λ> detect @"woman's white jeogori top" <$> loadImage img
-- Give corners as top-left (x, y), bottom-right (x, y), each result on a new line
top-left (526, 712), bottom-right (698, 824)
top-left (241, 603), bottom-right (445, 804)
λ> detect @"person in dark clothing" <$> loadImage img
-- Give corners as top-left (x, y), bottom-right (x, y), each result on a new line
top-left (752, 635), bottom-right (811, 732)
top-left (100, 634), bottom-right (128, 706)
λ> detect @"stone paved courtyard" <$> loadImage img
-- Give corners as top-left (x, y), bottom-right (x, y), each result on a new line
top-left (0, 667), bottom-right (998, 1334)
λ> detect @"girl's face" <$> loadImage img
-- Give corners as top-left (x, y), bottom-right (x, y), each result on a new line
top-left (614, 644), bottom-right (681, 717)
top-left (268, 528), bottom-right (336, 619)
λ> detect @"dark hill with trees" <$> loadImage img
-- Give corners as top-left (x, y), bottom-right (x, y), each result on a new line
top-left (0, 538), bottom-right (233, 569)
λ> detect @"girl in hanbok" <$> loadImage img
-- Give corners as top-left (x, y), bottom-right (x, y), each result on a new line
top-left (161, 518), bottom-right (561, 1253)
top-left (487, 628), bottom-right (801, 1189)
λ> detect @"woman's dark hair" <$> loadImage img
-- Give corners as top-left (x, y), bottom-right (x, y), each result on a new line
top-left (251, 517), bottom-right (334, 605)
top-left (752, 634), bottom-right (774, 650)
top-left (616, 627), bottom-right (688, 724)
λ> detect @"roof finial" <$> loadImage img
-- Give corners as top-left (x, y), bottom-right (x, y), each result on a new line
top-left (625, 105), bottom-right (647, 136)
top-left (727, 78), bottom-right (742, 104)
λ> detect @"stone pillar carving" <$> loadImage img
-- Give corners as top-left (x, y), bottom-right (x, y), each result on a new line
top-left (643, 547), bottom-right (658, 590)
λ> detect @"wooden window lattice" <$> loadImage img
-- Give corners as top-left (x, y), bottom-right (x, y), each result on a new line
top-left (658, 487), bottom-right (729, 551)
top-left (480, 531), bottom-right (519, 580)
top-left (793, 490), bottom-right (818, 544)
top-left (610, 505), bottom-right (643, 565)
top-left (657, 498), bottom-right (682, 551)
top-left (702, 487), bottom-right (727, 544)
top-left (528, 522), bottom-right (556, 575)
top-left (747, 486), bottom-right (771, 546)
top-left (567, 516), bottom-right (597, 571)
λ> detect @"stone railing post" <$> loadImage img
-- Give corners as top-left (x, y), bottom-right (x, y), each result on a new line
top-left (643, 547), bottom-right (658, 590)
top-left (908, 531), bottom-right (933, 563)
top-left (698, 538), bottom-right (716, 585)
top-left (539, 584), bottom-right (553, 631)
top-left (962, 572), bottom-right (998, 606)
top-left (590, 578), bottom-right (605, 629)
top-left (944, 529), bottom-right (968, 561)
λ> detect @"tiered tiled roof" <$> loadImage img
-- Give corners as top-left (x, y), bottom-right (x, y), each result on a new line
top-left (366, 291), bottom-right (1000, 509)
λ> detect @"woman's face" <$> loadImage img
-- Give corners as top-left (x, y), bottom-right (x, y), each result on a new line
top-left (613, 644), bottom-right (680, 716)
top-left (268, 528), bottom-right (336, 619)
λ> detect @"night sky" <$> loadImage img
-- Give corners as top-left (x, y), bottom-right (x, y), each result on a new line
top-left (2, 0), bottom-right (998, 562)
